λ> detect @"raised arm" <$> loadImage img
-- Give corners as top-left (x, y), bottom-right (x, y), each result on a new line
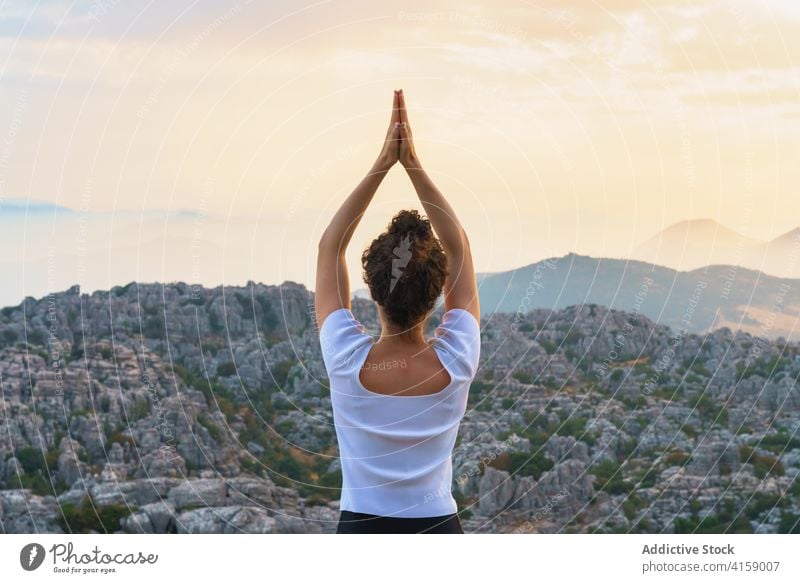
top-left (397, 89), bottom-right (480, 322)
top-left (315, 91), bottom-right (401, 331)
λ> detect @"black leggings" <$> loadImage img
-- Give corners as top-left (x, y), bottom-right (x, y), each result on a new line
top-left (336, 510), bottom-right (464, 534)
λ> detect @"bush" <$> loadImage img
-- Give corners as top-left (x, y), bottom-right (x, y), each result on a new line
top-left (142, 316), bottom-right (164, 338)
top-left (27, 329), bottom-right (46, 346)
top-left (128, 399), bottom-right (151, 422)
top-left (551, 416), bottom-right (596, 446)
top-left (739, 445), bottom-right (784, 478)
top-left (15, 446), bottom-right (47, 473)
top-left (538, 340), bottom-right (557, 354)
top-left (216, 362), bottom-right (237, 377)
top-left (197, 414), bottom-right (223, 442)
top-left (778, 512), bottom-right (800, 534)
top-left (745, 494), bottom-right (787, 520)
top-left (673, 498), bottom-right (751, 533)
top-left (5, 473), bottom-right (66, 496)
top-left (758, 431), bottom-right (800, 454)
top-left (311, 469), bottom-right (343, 502)
top-left (663, 450), bottom-right (691, 467)
top-left (508, 451), bottom-right (553, 480)
top-left (468, 380), bottom-right (494, 406)
top-left (271, 360), bottom-right (294, 387)
top-left (623, 493), bottom-right (644, 520)
top-left (689, 393), bottom-right (728, 426)
top-left (209, 310), bottom-right (224, 333)
top-left (512, 370), bottom-right (534, 384)
top-left (57, 495), bottom-right (136, 533)
top-left (256, 296), bottom-right (279, 330)
top-left (106, 430), bottom-right (135, 451)
top-left (590, 459), bottom-right (633, 495)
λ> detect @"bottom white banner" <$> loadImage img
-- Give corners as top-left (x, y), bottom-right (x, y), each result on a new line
top-left (1, 534), bottom-right (797, 582)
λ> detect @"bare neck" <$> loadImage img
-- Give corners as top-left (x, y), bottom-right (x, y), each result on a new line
top-left (378, 321), bottom-right (426, 346)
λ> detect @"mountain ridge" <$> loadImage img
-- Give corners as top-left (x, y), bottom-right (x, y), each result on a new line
top-left (6, 250), bottom-right (799, 341)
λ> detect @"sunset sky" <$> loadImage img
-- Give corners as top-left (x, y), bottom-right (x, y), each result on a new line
top-left (1, 0), bottom-right (799, 302)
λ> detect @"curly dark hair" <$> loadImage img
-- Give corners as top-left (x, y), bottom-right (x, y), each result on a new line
top-left (361, 209), bottom-right (448, 329)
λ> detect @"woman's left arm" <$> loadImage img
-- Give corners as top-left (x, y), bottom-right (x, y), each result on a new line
top-left (315, 91), bottom-right (401, 331)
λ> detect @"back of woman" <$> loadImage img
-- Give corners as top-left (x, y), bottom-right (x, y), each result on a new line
top-left (320, 307), bottom-right (480, 522)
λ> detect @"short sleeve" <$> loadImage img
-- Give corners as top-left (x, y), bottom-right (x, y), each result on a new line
top-left (431, 308), bottom-right (481, 381)
top-left (319, 308), bottom-right (373, 374)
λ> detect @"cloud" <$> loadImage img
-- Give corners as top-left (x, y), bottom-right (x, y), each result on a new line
top-left (682, 85), bottom-right (800, 106)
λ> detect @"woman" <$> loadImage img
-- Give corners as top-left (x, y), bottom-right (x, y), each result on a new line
top-left (315, 89), bottom-right (481, 534)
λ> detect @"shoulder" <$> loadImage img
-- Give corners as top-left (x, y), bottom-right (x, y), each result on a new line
top-left (431, 308), bottom-right (481, 380)
top-left (319, 308), bottom-right (373, 373)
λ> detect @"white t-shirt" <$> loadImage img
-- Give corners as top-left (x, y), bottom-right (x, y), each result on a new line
top-left (319, 307), bottom-right (481, 518)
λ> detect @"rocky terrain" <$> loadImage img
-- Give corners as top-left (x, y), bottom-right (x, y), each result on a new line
top-left (0, 281), bottom-right (798, 533)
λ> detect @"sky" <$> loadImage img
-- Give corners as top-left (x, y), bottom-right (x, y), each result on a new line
top-left (0, 0), bottom-right (799, 304)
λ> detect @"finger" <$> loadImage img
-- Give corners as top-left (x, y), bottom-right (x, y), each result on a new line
top-left (398, 89), bottom-right (408, 124)
top-left (390, 122), bottom-right (400, 140)
top-left (385, 91), bottom-right (400, 139)
top-left (399, 120), bottom-right (410, 142)
top-left (399, 116), bottom-right (412, 139)
top-left (391, 90), bottom-right (400, 125)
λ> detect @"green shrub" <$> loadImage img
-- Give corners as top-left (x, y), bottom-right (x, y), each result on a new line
top-left (673, 498), bottom-right (751, 533)
top-left (270, 359), bottom-right (294, 387)
top-left (739, 444), bottom-right (784, 478)
top-left (590, 459), bottom-right (633, 495)
top-left (209, 310), bottom-right (224, 333)
top-left (57, 495), bottom-right (137, 533)
top-left (745, 494), bottom-right (787, 520)
top-left (512, 370), bottom-right (534, 384)
top-left (778, 512), bottom-right (800, 534)
top-left (508, 451), bottom-right (554, 480)
top-left (468, 380), bottom-right (493, 406)
top-left (758, 431), bottom-right (800, 454)
top-left (216, 362), bottom-right (237, 377)
top-left (15, 446), bottom-right (46, 473)
top-left (143, 316), bottom-right (164, 338)
top-left (197, 414), bottom-right (222, 442)
top-left (538, 340), bottom-right (557, 354)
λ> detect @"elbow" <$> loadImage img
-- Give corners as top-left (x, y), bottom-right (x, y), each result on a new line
top-left (318, 230), bottom-right (344, 255)
top-left (318, 228), bottom-right (334, 250)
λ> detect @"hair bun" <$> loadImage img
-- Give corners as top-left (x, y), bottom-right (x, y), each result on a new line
top-left (387, 209), bottom-right (433, 241)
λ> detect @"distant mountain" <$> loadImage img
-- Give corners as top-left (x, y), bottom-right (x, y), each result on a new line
top-left (633, 219), bottom-right (800, 278)
top-left (0, 198), bottom-right (74, 216)
top-left (478, 253), bottom-right (800, 340)
top-left (633, 219), bottom-right (761, 272)
top-left (756, 228), bottom-right (800, 278)
top-left (0, 197), bottom-right (204, 220)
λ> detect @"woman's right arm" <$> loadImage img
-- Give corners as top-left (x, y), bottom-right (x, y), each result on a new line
top-left (397, 90), bottom-right (480, 322)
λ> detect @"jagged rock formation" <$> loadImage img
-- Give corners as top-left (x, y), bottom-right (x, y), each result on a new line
top-left (1, 283), bottom-right (798, 533)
